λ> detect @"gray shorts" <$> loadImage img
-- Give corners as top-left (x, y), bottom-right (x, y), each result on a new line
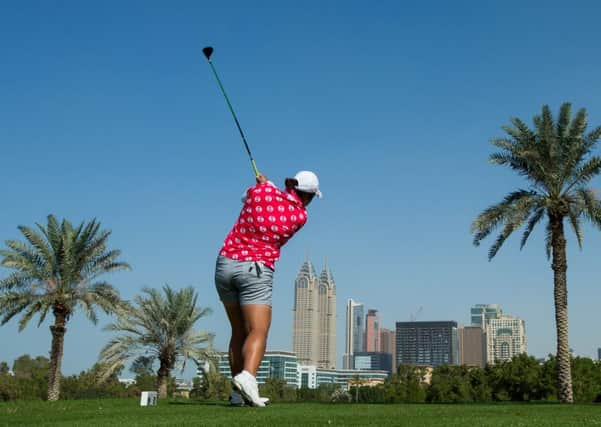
top-left (214, 255), bottom-right (274, 306)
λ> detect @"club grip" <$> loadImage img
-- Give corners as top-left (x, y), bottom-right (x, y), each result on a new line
top-left (251, 159), bottom-right (260, 177)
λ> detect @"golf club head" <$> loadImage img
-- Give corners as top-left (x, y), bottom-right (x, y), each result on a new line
top-left (202, 46), bottom-right (214, 60)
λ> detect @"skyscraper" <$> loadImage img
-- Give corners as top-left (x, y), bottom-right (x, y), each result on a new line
top-left (292, 259), bottom-right (318, 366)
top-left (318, 264), bottom-right (336, 369)
top-left (365, 309), bottom-right (381, 352)
top-left (396, 321), bottom-right (459, 367)
top-left (471, 304), bottom-right (503, 328)
top-left (343, 299), bottom-right (365, 369)
top-left (485, 315), bottom-right (526, 364)
top-left (292, 258), bottom-right (336, 369)
top-left (458, 326), bottom-right (486, 367)
top-left (380, 327), bottom-right (396, 372)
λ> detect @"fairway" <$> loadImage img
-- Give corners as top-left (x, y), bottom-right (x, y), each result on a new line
top-left (1, 400), bottom-right (600, 426)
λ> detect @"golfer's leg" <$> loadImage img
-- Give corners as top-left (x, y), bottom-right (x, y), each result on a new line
top-left (240, 304), bottom-right (272, 376)
top-left (224, 303), bottom-right (247, 377)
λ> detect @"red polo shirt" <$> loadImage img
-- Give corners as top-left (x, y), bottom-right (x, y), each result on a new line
top-left (219, 182), bottom-right (307, 270)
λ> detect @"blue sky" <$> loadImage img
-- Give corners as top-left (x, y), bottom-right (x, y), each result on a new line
top-left (1, 1), bottom-right (601, 377)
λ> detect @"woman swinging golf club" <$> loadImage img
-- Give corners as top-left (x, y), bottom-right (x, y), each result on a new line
top-left (215, 171), bottom-right (321, 407)
top-left (203, 46), bottom-right (321, 406)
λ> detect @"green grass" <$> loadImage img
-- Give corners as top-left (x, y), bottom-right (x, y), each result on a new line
top-left (1, 399), bottom-right (600, 426)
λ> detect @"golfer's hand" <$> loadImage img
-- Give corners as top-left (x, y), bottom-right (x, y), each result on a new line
top-left (256, 173), bottom-right (268, 184)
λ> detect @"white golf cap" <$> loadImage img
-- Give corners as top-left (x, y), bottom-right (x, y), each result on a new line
top-left (294, 171), bottom-right (322, 198)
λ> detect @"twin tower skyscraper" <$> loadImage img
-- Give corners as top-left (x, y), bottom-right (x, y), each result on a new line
top-left (292, 258), bottom-right (337, 369)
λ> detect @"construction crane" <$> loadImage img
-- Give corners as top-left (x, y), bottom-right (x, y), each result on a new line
top-left (410, 306), bottom-right (423, 322)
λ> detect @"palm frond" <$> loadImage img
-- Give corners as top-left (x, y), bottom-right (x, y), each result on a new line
top-left (566, 206), bottom-right (583, 249)
top-left (568, 108), bottom-right (587, 141)
top-left (16, 226), bottom-right (53, 269)
top-left (0, 293), bottom-right (34, 325)
top-left (584, 125), bottom-right (601, 149)
top-left (520, 207), bottom-right (545, 249)
top-left (574, 188), bottom-right (601, 229)
top-left (0, 272), bottom-right (36, 291)
top-left (556, 102), bottom-right (572, 139)
top-left (1, 240), bottom-right (48, 276)
top-left (18, 298), bottom-right (45, 331)
top-left (565, 157), bottom-right (601, 192)
top-left (471, 190), bottom-right (537, 246)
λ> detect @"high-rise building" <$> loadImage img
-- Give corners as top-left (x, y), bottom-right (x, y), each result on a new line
top-left (318, 264), bottom-right (336, 369)
top-left (365, 309), bottom-right (381, 352)
top-left (343, 299), bottom-right (365, 369)
top-left (471, 304), bottom-right (503, 328)
top-left (292, 259), bottom-right (318, 366)
top-left (458, 326), bottom-right (486, 367)
top-left (380, 327), bottom-right (396, 373)
top-left (485, 315), bottom-right (527, 364)
top-left (292, 258), bottom-right (336, 369)
top-left (396, 321), bottom-right (459, 367)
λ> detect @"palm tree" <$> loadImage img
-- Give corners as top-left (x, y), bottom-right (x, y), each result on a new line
top-left (471, 103), bottom-right (601, 403)
top-left (0, 215), bottom-right (130, 400)
top-left (99, 285), bottom-right (213, 398)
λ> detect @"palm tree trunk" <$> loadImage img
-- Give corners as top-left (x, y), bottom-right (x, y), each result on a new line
top-left (47, 310), bottom-right (67, 401)
top-left (157, 362), bottom-right (170, 399)
top-left (549, 213), bottom-right (574, 403)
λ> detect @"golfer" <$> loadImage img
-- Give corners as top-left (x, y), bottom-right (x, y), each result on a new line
top-left (215, 170), bottom-right (321, 407)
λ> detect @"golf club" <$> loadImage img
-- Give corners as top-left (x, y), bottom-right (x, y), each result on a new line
top-left (202, 46), bottom-right (260, 177)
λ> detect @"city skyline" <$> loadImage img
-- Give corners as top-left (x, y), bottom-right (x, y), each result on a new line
top-left (0, 251), bottom-right (593, 375)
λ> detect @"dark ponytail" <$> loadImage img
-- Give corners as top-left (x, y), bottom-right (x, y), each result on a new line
top-left (285, 178), bottom-right (299, 190)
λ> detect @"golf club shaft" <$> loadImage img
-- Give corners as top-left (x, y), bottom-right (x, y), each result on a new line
top-left (206, 60), bottom-right (260, 177)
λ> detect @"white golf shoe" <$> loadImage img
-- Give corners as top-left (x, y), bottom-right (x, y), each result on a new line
top-left (232, 370), bottom-right (265, 407)
top-left (229, 390), bottom-right (270, 407)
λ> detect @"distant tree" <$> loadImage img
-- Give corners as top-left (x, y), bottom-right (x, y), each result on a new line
top-left (486, 354), bottom-right (546, 401)
top-left (259, 378), bottom-right (296, 402)
top-left (60, 363), bottom-right (131, 400)
top-left (427, 365), bottom-right (472, 403)
top-left (540, 355), bottom-right (558, 400)
top-left (0, 354), bottom-right (50, 400)
top-left (12, 355), bottom-right (49, 379)
top-left (133, 373), bottom-right (157, 392)
top-left (468, 366), bottom-right (492, 402)
top-left (383, 364), bottom-right (427, 403)
top-left (570, 357), bottom-right (601, 403)
top-left (355, 384), bottom-right (386, 403)
top-left (0, 362), bottom-right (9, 376)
